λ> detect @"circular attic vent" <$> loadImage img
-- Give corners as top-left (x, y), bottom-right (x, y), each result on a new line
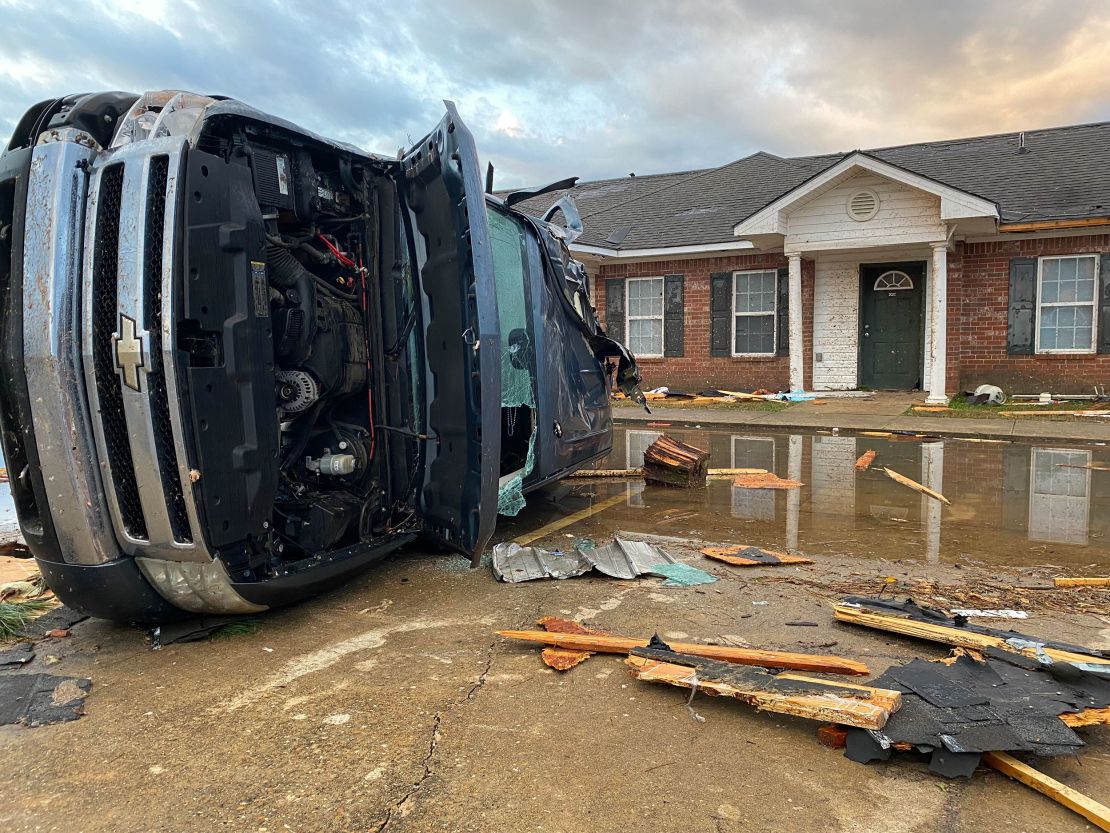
top-left (847, 189), bottom-right (880, 221)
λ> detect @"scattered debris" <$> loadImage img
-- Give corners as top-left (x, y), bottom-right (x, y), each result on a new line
top-left (983, 751), bottom-right (1110, 832)
top-left (1054, 577), bottom-right (1110, 588)
top-left (44, 628), bottom-right (70, 638)
top-left (491, 543), bottom-right (593, 583)
top-left (588, 538), bottom-right (678, 579)
top-left (818, 724), bottom-right (849, 748)
top-left (648, 563), bottom-right (716, 587)
top-left (854, 450), bottom-right (877, 471)
top-left (0, 541), bottom-right (32, 558)
top-left (784, 621), bottom-right (819, 627)
top-left (497, 627), bottom-right (871, 675)
top-left (643, 435), bottom-right (710, 488)
top-left (702, 544), bottom-right (813, 567)
top-left (0, 672), bottom-right (91, 726)
top-left (536, 616), bottom-right (607, 670)
top-left (844, 649), bottom-right (1110, 779)
top-left (732, 472), bottom-right (803, 490)
top-left (882, 467), bottom-right (951, 505)
top-left (949, 609), bottom-right (1029, 619)
top-left (150, 615), bottom-right (260, 647)
top-left (912, 406), bottom-right (951, 413)
top-left (567, 466), bottom-right (767, 480)
top-left (0, 641), bottom-right (35, 667)
top-left (998, 409), bottom-right (1110, 417)
top-left (833, 598), bottom-right (1110, 667)
top-left (626, 646), bottom-right (899, 729)
top-left (18, 605), bottom-right (87, 638)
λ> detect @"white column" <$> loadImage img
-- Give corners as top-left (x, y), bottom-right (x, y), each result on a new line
top-left (786, 434), bottom-right (802, 552)
top-left (921, 441), bottom-right (945, 564)
top-left (925, 242), bottom-right (949, 405)
top-left (788, 253), bottom-right (804, 392)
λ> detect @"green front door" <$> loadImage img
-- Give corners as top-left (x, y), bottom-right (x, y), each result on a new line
top-left (859, 262), bottom-right (925, 390)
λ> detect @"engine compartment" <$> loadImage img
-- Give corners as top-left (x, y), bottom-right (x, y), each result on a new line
top-left (183, 118), bottom-right (396, 575)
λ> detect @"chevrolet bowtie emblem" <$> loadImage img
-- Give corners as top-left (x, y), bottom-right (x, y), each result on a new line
top-left (112, 314), bottom-right (145, 392)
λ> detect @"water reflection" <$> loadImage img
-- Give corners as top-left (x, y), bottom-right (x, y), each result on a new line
top-left (604, 426), bottom-right (1109, 567)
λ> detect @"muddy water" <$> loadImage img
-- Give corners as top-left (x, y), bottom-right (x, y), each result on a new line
top-left (496, 425), bottom-right (1110, 570)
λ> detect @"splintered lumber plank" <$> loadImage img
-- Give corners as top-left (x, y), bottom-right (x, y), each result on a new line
top-left (997, 409), bottom-right (1110, 417)
top-left (773, 672), bottom-right (901, 714)
top-left (497, 629), bottom-right (870, 676)
top-left (832, 604), bottom-right (1110, 667)
top-left (912, 406), bottom-right (951, 413)
top-left (536, 616), bottom-right (605, 670)
top-left (1059, 707), bottom-right (1110, 728)
top-left (983, 751), bottom-right (1110, 832)
top-left (854, 449), bottom-right (877, 471)
top-left (882, 467), bottom-right (951, 505)
top-left (1054, 577), bottom-right (1110, 588)
top-left (625, 654), bottom-right (897, 729)
top-left (643, 435), bottom-right (711, 488)
top-left (701, 544), bottom-right (814, 566)
top-left (732, 472), bottom-right (803, 490)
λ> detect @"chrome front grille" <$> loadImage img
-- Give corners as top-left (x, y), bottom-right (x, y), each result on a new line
top-left (90, 163), bottom-right (147, 540)
top-left (82, 137), bottom-right (210, 561)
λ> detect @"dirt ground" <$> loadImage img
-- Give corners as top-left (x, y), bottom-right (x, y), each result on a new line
top-left (3, 545), bottom-right (1109, 833)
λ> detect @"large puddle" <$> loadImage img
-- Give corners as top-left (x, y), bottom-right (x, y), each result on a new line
top-left (496, 425), bottom-right (1110, 570)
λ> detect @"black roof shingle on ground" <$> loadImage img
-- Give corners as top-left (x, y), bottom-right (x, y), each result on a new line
top-left (506, 121), bottom-right (1110, 250)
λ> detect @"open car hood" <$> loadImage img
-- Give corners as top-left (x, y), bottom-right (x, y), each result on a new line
top-left (399, 102), bottom-right (500, 557)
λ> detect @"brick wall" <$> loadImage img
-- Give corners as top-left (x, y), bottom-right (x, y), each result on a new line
top-left (592, 235), bottom-right (1109, 395)
top-left (594, 254), bottom-right (814, 392)
top-left (953, 235), bottom-right (1110, 394)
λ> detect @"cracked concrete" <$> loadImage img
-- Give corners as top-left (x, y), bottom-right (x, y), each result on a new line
top-left (2, 546), bottom-right (1108, 831)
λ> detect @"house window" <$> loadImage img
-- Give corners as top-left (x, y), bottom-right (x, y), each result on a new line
top-left (874, 270), bottom-right (913, 291)
top-left (733, 270), bottom-right (777, 355)
top-left (626, 277), bottom-right (664, 357)
top-left (1029, 448), bottom-right (1090, 545)
top-left (1036, 255), bottom-right (1099, 353)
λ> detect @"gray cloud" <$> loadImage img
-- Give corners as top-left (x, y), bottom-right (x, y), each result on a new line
top-left (2, 0), bottom-right (1110, 187)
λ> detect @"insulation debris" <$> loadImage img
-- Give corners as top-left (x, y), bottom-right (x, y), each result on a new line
top-left (497, 627), bottom-right (871, 675)
top-left (854, 450), bottom-right (877, 471)
top-left (701, 544), bottom-right (814, 567)
top-left (625, 646), bottom-right (900, 730)
top-left (647, 563), bottom-right (716, 587)
top-left (0, 672), bottom-right (91, 727)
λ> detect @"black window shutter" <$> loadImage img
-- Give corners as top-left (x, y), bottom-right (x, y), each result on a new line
top-left (776, 267), bottom-right (790, 357)
top-left (605, 278), bottom-right (625, 344)
top-left (710, 272), bottom-right (732, 357)
top-left (1099, 254), bottom-right (1110, 353)
top-left (663, 274), bottom-right (684, 357)
top-left (1006, 257), bottom-right (1038, 355)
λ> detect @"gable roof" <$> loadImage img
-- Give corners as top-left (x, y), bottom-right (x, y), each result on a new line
top-left (510, 121), bottom-right (1110, 251)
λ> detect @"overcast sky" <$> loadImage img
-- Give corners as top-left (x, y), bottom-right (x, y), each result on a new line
top-left (3, 0), bottom-right (1110, 188)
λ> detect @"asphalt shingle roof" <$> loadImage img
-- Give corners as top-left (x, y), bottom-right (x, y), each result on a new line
top-left (510, 121), bottom-right (1110, 250)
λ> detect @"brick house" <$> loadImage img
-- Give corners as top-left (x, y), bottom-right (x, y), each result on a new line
top-left (514, 123), bottom-right (1110, 399)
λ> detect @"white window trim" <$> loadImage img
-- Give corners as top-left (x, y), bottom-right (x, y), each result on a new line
top-left (1035, 254), bottom-right (1099, 355)
top-left (731, 269), bottom-right (778, 358)
top-left (625, 276), bottom-right (665, 358)
top-left (730, 435), bottom-right (776, 470)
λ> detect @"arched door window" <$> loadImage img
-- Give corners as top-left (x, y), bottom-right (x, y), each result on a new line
top-left (874, 270), bottom-right (914, 290)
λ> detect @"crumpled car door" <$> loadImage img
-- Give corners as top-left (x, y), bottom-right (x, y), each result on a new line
top-left (399, 102), bottom-right (500, 557)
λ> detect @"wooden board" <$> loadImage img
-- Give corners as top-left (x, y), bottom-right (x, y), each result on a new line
top-left (733, 472), bottom-right (803, 490)
top-left (643, 435), bottom-right (711, 488)
top-left (536, 616), bottom-right (604, 671)
top-left (1054, 577), bottom-right (1110, 588)
top-left (833, 604), bottom-right (1110, 667)
top-left (1059, 707), bottom-right (1110, 728)
top-left (498, 629), bottom-right (870, 676)
top-left (702, 545), bottom-right (814, 566)
top-left (625, 654), bottom-right (898, 730)
top-left (566, 467), bottom-right (768, 479)
top-left (997, 410), bottom-right (1110, 417)
top-left (912, 406), bottom-right (951, 413)
top-left (983, 751), bottom-right (1110, 832)
top-left (883, 467), bottom-right (951, 505)
top-left (854, 450), bottom-right (877, 471)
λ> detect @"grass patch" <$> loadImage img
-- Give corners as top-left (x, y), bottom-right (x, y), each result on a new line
top-left (903, 398), bottom-right (1101, 420)
top-left (0, 598), bottom-right (53, 640)
top-left (211, 618), bottom-right (263, 640)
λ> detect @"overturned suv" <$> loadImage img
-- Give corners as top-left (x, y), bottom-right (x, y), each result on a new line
top-left (0, 90), bottom-right (641, 623)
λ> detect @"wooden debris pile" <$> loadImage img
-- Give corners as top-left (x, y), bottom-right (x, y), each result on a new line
top-left (642, 435), bottom-right (710, 488)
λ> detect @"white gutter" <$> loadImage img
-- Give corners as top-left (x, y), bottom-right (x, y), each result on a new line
top-left (570, 240), bottom-right (755, 259)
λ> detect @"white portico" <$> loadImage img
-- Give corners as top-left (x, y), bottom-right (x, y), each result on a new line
top-left (733, 153), bottom-right (998, 402)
